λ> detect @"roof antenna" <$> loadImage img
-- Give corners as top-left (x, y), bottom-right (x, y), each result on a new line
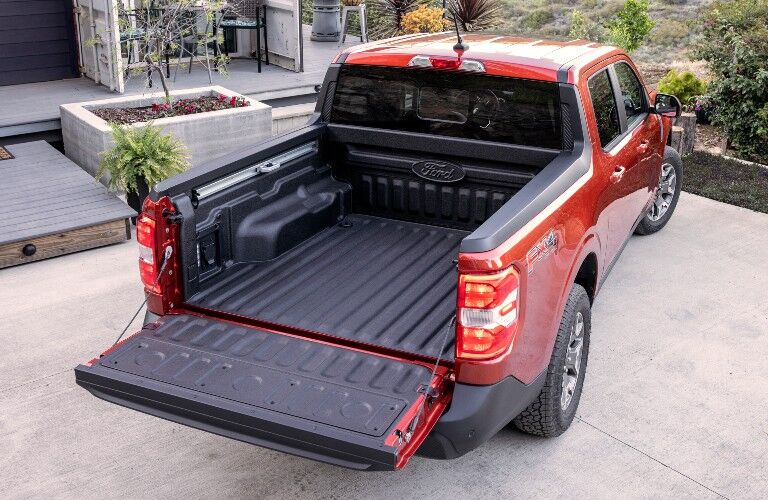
top-left (452, 16), bottom-right (468, 53)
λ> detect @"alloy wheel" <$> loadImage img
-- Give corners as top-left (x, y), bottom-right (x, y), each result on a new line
top-left (648, 163), bottom-right (676, 221)
top-left (561, 311), bottom-right (584, 411)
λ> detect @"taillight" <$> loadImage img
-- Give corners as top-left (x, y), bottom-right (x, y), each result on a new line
top-left (456, 266), bottom-right (520, 360)
top-left (136, 213), bottom-right (160, 294)
top-left (408, 55), bottom-right (486, 72)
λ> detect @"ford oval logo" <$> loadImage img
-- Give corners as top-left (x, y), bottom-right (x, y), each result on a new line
top-left (411, 160), bottom-right (465, 183)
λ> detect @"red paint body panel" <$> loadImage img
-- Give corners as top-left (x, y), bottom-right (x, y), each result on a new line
top-left (451, 50), bottom-right (666, 385)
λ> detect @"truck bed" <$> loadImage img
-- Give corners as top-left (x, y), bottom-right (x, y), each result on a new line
top-left (189, 215), bottom-right (465, 360)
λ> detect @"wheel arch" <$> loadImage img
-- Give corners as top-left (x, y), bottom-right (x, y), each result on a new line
top-left (573, 252), bottom-right (599, 303)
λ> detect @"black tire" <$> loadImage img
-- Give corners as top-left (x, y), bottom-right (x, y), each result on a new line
top-left (512, 284), bottom-right (591, 437)
top-left (635, 146), bottom-right (683, 235)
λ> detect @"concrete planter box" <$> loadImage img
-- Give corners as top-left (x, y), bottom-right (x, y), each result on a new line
top-left (61, 86), bottom-right (272, 181)
top-left (272, 103), bottom-right (315, 135)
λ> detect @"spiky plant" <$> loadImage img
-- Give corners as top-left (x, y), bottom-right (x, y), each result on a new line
top-left (447, 0), bottom-right (502, 32)
top-left (368, 0), bottom-right (428, 39)
top-left (97, 122), bottom-right (189, 194)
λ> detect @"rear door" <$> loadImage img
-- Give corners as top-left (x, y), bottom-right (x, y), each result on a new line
top-left (75, 314), bottom-right (450, 470)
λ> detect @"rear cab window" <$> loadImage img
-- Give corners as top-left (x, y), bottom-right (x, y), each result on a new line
top-left (331, 65), bottom-right (563, 150)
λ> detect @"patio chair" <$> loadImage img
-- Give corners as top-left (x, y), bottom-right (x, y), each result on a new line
top-left (118, 9), bottom-right (147, 76)
top-left (339, 0), bottom-right (368, 45)
top-left (173, 14), bottom-right (217, 84)
top-left (218, 0), bottom-right (269, 73)
top-left (118, 6), bottom-right (171, 83)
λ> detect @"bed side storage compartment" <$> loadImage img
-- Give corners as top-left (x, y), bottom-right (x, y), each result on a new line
top-left (234, 176), bottom-right (350, 262)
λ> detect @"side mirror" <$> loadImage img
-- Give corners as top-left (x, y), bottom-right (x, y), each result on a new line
top-left (653, 93), bottom-right (681, 118)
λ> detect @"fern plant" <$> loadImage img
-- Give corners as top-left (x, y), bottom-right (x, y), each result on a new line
top-left (97, 123), bottom-right (189, 194)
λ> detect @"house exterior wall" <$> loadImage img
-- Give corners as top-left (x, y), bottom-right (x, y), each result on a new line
top-left (0, 0), bottom-right (79, 86)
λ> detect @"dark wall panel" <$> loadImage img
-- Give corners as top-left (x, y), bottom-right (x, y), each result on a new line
top-left (0, 0), bottom-right (79, 85)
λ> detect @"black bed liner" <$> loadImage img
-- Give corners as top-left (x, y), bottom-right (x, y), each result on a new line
top-left (75, 314), bottom-right (444, 470)
top-left (189, 215), bottom-right (465, 359)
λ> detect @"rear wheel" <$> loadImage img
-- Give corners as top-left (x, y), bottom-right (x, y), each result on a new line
top-left (635, 146), bottom-right (683, 235)
top-left (512, 284), bottom-right (591, 437)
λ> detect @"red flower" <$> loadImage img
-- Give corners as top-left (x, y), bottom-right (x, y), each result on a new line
top-left (230, 96), bottom-right (237, 106)
top-left (218, 93), bottom-right (227, 101)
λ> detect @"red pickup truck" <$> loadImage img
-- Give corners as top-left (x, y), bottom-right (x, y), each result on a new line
top-left (76, 33), bottom-right (682, 470)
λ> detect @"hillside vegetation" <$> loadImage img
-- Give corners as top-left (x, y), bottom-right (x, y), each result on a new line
top-left (495, 0), bottom-right (711, 68)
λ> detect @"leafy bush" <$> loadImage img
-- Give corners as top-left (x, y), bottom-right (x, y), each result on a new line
top-left (368, 0), bottom-right (427, 39)
top-left (521, 9), bottom-right (554, 31)
top-left (657, 69), bottom-right (707, 106)
top-left (690, 0), bottom-right (768, 163)
top-left (97, 123), bottom-right (189, 194)
top-left (400, 5), bottom-right (449, 34)
top-left (605, 0), bottom-right (654, 52)
top-left (301, 0), bottom-right (312, 24)
top-left (569, 10), bottom-right (604, 42)
top-left (448, 0), bottom-right (502, 32)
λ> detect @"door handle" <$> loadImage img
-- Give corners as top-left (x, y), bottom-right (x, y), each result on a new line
top-left (637, 140), bottom-right (650, 153)
top-left (610, 166), bottom-right (626, 183)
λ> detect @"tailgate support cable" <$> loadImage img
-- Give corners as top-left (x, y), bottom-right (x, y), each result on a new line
top-left (112, 246), bottom-right (174, 346)
top-left (401, 315), bottom-right (455, 444)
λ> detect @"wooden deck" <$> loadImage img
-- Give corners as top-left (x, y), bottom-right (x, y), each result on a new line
top-left (0, 31), bottom-right (357, 138)
top-left (0, 141), bottom-right (135, 268)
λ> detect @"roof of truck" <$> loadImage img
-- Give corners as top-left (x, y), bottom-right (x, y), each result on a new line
top-left (335, 32), bottom-right (624, 83)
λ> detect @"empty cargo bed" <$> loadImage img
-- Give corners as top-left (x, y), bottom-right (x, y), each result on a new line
top-left (189, 215), bottom-right (466, 359)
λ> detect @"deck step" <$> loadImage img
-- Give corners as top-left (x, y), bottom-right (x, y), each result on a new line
top-left (0, 141), bottom-right (135, 268)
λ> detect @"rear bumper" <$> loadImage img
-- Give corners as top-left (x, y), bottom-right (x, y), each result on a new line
top-left (419, 371), bottom-right (546, 460)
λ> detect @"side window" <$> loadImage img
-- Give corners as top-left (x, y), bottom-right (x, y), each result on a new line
top-left (614, 62), bottom-right (646, 127)
top-left (588, 69), bottom-right (621, 148)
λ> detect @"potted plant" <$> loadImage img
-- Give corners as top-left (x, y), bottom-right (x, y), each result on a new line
top-left (96, 122), bottom-right (189, 214)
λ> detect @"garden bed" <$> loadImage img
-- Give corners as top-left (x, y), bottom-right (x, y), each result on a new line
top-left (683, 151), bottom-right (768, 214)
top-left (61, 86), bottom-right (271, 179)
top-left (91, 95), bottom-right (251, 125)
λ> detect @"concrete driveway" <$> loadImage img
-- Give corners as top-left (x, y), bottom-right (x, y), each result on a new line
top-left (2, 192), bottom-right (766, 499)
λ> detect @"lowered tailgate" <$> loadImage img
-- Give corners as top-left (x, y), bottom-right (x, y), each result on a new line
top-left (75, 314), bottom-right (451, 470)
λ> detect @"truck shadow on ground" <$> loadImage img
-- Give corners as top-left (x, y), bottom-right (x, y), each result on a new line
top-left (222, 427), bottom-right (554, 498)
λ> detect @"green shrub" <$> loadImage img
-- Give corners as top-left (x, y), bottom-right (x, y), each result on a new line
top-left (657, 69), bottom-right (707, 106)
top-left (97, 123), bottom-right (189, 194)
top-left (569, 9), bottom-right (604, 42)
top-left (521, 8), bottom-right (554, 31)
top-left (605, 0), bottom-right (655, 52)
top-left (301, 0), bottom-right (312, 25)
top-left (690, 0), bottom-right (768, 163)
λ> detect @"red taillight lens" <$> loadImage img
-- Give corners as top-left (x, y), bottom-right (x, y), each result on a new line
top-left (136, 213), bottom-right (159, 293)
top-left (456, 266), bottom-right (520, 360)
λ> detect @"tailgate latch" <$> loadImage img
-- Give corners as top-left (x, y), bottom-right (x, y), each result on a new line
top-left (417, 384), bottom-right (441, 400)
